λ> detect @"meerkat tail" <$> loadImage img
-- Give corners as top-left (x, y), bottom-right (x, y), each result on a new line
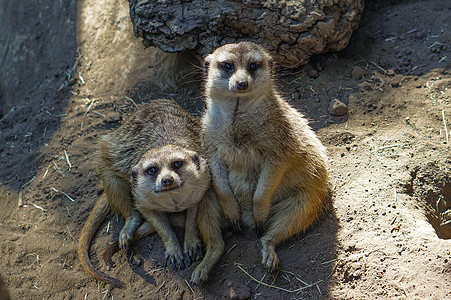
top-left (78, 193), bottom-right (124, 288)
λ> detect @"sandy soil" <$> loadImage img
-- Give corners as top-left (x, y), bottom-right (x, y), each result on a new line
top-left (0, 0), bottom-right (450, 299)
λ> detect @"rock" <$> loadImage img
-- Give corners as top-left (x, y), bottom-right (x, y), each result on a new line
top-left (391, 81), bottom-right (401, 88)
top-left (129, 0), bottom-right (364, 68)
top-left (351, 66), bottom-right (367, 80)
top-left (308, 68), bottom-right (320, 79)
top-left (390, 75), bottom-right (403, 88)
top-left (328, 99), bottom-right (348, 116)
top-left (386, 69), bottom-right (396, 76)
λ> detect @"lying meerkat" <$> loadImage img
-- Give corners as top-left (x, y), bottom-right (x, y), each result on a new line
top-left (78, 99), bottom-right (210, 287)
top-left (192, 41), bottom-right (330, 282)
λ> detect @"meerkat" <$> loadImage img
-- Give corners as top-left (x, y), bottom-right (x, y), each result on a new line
top-left (192, 41), bottom-right (330, 281)
top-left (78, 99), bottom-right (210, 287)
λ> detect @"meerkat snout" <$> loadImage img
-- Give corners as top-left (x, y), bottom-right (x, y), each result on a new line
top-left (156, 168), bottom-right (181, 192)
top-left (230, 68), bottom-right (251, 92)
top-left (235, 80), bottom-right (248, 91)
top-left (161, 175), bottom-right (174, 186)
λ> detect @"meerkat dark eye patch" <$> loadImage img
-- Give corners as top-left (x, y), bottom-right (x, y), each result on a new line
top-left (172, 160), bottom-right (184, 170)
top-left (219, 62), bottom-right (234, 73)
top-left (145, 166), bottom-right (158, 176)
top-left (131, 169), bottom-right (138, 184)
top-left (248, 62), bottom-right (261, 72)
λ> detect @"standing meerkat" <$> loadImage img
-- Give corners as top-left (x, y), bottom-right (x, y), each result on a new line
top-left (197, 41), bottom-right (330, 277)
top-left (78, 99), bottom-right (210, 287)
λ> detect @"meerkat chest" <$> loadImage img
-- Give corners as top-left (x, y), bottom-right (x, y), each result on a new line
top-left (221, 141), bottom-right (262, 171)
top-left (205, 102), bottom-right (266, 143)
top-left (203, 101), bottom-right (269, 173)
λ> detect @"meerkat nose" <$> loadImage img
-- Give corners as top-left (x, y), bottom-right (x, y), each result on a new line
top-left (161, 176), bottom-right (175, 186)
top-left (236, 81), bottom-right (249, 91)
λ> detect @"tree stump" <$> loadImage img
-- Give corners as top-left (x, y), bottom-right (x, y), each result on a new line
top-left (129, 0), bottom-right (364, 67)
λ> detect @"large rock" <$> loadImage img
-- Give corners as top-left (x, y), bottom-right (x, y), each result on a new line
top-left (129, 0), bottom-right (364, 67)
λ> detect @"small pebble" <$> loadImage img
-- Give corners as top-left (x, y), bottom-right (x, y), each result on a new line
top-left (328, 99), bottom-right (348, 116)
top-left (391, 80), bottom-right (401, 88)
top-left (352, 66), bottom-right (366, 80)
top-left (308, 68), bottom-right (319, 79)
top-left (386, 69), bottom-right (395, 76)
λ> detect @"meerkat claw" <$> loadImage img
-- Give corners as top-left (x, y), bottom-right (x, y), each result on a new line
top-left (190, 277), bottom-right (202, 286)
top-left (178, 259), bottom-right (186, 270)
top-left (165, 254), bottom-right (186, 270)
top-left (164, 256), bottom-right (169, 269)
top-left (230, 219), bottom-right (242, 232)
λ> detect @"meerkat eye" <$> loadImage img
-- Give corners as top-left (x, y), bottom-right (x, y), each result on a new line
top-left (249, 62), bottom-right (260, 71)
top-left (146, 167), bottom-right (158, 176)
top-left (172, 161), bottom-right (184, 169)
top-left (221, 62), bottom-right (233, 72)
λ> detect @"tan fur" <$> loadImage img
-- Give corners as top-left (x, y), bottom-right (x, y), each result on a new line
top-left (0, 275), bottom-right (10, 300)
top-left (131, 144), bottom-right (209, 269)
top-left (192, 42), bottom-right (330, 282)
top-left (78, 99), bottom-right (210, 287)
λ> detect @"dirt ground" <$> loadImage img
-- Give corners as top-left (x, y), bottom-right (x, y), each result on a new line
top-left (0, 0), bottom-right (450, 299)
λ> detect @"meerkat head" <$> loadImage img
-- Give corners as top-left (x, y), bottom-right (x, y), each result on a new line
top-left (131, 145), bottom-right (209, 212)
top-left (204, 42), bottom-right (274, 100)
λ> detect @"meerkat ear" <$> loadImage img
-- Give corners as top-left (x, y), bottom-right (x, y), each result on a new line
top-left (190, 152), bottom-right (201, 170)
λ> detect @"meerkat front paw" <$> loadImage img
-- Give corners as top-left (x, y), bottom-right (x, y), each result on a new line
top-left (119, 215), bottom-right (141, 249)
top-left (118, 228), bottom-right (133, 249)
top-left (184, 238), bottom-right (203, 266)
top-left (164, 246), bottom-right (186, 270)
top-left (190, 265), bottom-right (209, 285)
top-left (261, 241), bottom-right (279, 272)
